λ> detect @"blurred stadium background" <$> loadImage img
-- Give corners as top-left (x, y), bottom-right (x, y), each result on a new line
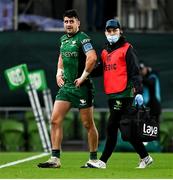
top-left (0, 0), bottom-right (173, 154)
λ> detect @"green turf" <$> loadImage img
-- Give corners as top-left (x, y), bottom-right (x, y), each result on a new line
top-left (0, 152), bottom-right (173, 179)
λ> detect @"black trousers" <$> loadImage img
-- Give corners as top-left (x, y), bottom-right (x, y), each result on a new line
top-left (100, 98), bottom-right (148, 163)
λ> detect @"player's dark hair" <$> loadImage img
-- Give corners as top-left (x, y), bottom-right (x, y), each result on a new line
top-left (63, 9), bottom-right (79, 20)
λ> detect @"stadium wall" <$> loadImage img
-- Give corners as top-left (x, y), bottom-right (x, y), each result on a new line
top-left (0, 31), bottom-right (173, 108)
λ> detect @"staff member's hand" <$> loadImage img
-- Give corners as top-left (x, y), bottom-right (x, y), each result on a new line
top-left (135, 94), bottom-right (144, 106)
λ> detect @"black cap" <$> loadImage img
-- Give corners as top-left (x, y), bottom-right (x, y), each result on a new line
top-left (105, 19), bottom-right (121, 29)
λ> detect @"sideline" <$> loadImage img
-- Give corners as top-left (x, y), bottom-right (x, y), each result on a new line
top-left (0, 179), bottom-right (171, 180)
top-left (0, 152), bottom-right (49, 169)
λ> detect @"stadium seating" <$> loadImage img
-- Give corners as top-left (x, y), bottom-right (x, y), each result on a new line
top-left (27, 120), bottom-right (43, 151)
top-left (25, 110), bottom-right (51, 151)
top-left (63, 111), bottom-right (75, 140)
top-left (26, 110), bottom-right (79, 151)
top-left (160, 118), bottom-right (173, 151)
top-left (0, 124), bottom-right (2, 150)
top-left (0, 119), bottom-right (25, 151)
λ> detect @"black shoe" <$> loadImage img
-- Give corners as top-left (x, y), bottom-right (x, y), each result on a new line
top-left (80, 164), bottom-right (89, 168)
top-left (37, 157), bottom-right (61, 168)
top-left (80, 159), bottom-right (100, 168)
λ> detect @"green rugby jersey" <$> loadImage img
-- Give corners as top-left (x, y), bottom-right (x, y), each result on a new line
top-left (60, 31), bottom-right (94, 84)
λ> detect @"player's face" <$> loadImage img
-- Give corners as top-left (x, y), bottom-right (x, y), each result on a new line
top-left (64, 17), bottom-right (80, 36)
top-left (105, 28), bottom-right (121, 36)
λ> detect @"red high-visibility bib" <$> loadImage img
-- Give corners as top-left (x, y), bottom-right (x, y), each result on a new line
top-left (101, 42), bottom-right (130, 94)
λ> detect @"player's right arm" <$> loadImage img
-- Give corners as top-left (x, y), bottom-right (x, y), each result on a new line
top-left (56, 54), bottom-right (64, 87)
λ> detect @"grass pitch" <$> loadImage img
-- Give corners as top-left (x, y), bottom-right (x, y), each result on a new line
top-left (0, 152), bottom-right (173, 179)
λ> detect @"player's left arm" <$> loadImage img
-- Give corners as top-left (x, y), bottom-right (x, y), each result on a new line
top-left (74, 49), bottom-right (97, 87)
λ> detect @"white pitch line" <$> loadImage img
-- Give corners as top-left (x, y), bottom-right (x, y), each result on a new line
top-left (0, 152), bottom-right (49, 169)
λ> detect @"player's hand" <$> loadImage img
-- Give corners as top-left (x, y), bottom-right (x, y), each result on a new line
top-left (135, 94), bottom-right (144, 106)
top-left (56, 74), bottom-right (64, 87)
top-left (74, 78), bottom-right (84, 87)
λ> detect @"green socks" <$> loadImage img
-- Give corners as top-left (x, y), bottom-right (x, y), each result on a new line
top-left (90, 151), bottom-right (97, 160)
top-left (52, 149), bottom-right (60, 158)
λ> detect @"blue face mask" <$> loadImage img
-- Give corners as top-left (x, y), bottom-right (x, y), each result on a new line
top-left (106, 35), bottom-right (120, 44)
